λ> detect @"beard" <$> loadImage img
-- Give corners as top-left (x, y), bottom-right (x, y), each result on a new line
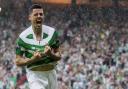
top-left (34, 26), bottom-right (42, 34)
top-left (35, 23), bottom-right (42, 29)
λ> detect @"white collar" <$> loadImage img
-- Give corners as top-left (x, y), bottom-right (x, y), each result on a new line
top-left (20, 25), bottom-right (55, 46)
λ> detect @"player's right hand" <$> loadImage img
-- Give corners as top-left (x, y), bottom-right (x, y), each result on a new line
top-left (33, 51), bottom-right (42, 59)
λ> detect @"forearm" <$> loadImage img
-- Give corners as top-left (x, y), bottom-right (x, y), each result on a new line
top-left (49, 51), bottom-right (61, 61)
top-left (15, 55), bottom-right (39, 67)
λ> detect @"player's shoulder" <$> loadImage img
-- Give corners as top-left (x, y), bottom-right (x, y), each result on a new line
top-left (19, 26), bottom-right (32, 39)
top-left (43, 25), bottom-right (58, 37)
top-left (43, 25), bottom-right (55, 30)
top-left (43, 25), bottom-right (56, 33)
top-left (16, 26), bottom-right (32, 45)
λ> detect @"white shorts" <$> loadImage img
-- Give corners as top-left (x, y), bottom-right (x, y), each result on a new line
top-left (26, 69), bottom-right (58, 89)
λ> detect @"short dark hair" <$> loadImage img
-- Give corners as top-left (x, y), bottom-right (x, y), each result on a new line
top-left (29, 4), bottom-right (43, 14)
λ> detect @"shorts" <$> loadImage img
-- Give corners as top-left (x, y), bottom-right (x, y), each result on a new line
top-left (26, 69), bottom-right (58, 89)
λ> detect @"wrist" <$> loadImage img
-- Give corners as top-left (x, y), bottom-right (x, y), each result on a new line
top-left (48, 52), bottom-right (53, 57)
top-left (40, 52), bottom-right (47, 57)
top-left (31, 56), bottom-right (36, 60)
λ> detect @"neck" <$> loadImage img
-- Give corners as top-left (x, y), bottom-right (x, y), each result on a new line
top-left (33, 26), bottom-right (42, 41)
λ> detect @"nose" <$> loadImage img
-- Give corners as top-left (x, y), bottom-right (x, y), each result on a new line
top-left (37, 14), bottom-right (41, 17)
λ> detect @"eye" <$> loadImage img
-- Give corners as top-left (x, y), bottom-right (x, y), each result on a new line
top-left (34, 13), bottom-right (38, 16)
top-left (39, 13), bottom-right (43, 16)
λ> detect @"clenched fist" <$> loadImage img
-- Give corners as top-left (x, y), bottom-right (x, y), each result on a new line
top-left (33, 51), bottom-right (42, 59)
top-left (44, 45), bottom-right (52, 56)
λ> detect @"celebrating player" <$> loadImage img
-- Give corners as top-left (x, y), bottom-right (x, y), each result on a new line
top-left (15, 4), bottom-right (61, 89)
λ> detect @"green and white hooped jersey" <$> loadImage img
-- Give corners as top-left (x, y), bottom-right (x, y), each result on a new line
top-left (16, 25), bottom-right (59, 69)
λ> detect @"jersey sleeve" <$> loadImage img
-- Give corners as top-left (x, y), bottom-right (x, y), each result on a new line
top-left (15, 38), bottom-right (25, 56)
top-left (49, 31), bottom-right (60, 48)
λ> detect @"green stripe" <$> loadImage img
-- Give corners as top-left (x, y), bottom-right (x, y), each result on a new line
top-left (17, 38), bottom-right (45, 52)
top-left (27, 56), bottom-right (54, 68)
top-left (48, 31), bottom-right (60, 48)
top-left (24, 51), bottom-right (33, 58)
top-left (15, 47), bottom-right (24, 56)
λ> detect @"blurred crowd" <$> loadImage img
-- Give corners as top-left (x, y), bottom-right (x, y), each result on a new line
top-left (0, 1), bottom-right (128, 89)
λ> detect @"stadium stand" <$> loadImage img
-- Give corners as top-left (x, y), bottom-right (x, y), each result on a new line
top-left (0, 0), bottom-right (128, 89)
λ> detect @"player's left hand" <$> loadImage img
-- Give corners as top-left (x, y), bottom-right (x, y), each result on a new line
top-left (44, 45), bottom-right (52, 56)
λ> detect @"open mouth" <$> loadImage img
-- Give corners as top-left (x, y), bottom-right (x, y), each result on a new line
top-left (36, 19), bottom-right (42, 24)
